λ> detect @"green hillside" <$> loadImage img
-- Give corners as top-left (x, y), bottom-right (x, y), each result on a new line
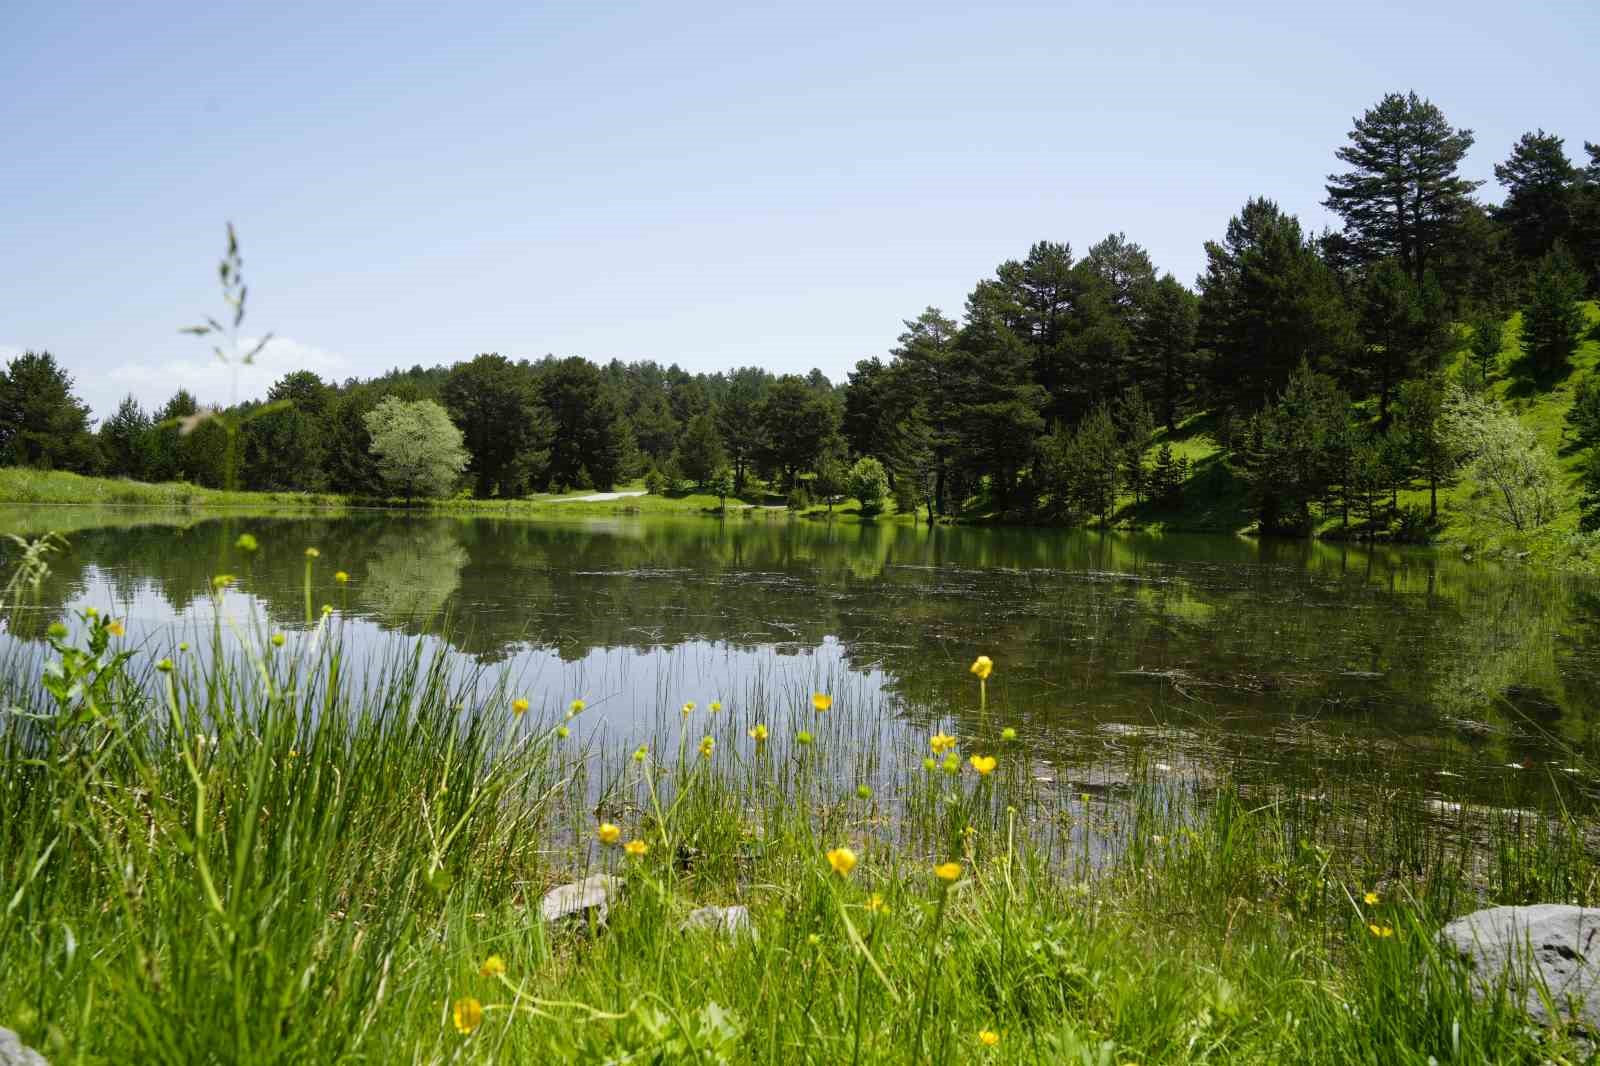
top-left (1118, 302), bottom-right (1600, 569)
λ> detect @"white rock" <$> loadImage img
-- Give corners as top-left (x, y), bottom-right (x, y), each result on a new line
top-left (1440, 904), bottom-right (1600, 1034)
top-left (540, 874), bottom-right (623, 926)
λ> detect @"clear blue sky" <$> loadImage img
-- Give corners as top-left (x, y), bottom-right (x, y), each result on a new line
top-left (3, 0), bottom-right (1596, 420)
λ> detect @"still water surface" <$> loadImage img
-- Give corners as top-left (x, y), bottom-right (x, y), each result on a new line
top-left (4, 510), bottom-right (1598, 812)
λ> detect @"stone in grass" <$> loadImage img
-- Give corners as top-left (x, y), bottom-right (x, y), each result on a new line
top-left (0, 1027), bottom-right (49, 1066)
top-left (679, 905), bottom-right (757, 943)
top-left (1441, 905), bottom-right (1600, 1034)
top-left (540, 874), bottom-right (624, 927)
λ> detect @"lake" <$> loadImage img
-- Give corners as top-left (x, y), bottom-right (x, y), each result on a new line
top-left (4, 509), bottom-right (1598, 820)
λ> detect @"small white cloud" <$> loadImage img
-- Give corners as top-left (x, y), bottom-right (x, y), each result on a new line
top-left (106, 337), bottom-right (353, 408)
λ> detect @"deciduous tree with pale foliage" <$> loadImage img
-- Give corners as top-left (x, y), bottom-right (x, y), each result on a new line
top-left (363, 397), bottom-right (469, 500)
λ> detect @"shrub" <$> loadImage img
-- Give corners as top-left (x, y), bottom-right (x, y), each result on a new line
top-left (846, 457), bottom-right (889, 516)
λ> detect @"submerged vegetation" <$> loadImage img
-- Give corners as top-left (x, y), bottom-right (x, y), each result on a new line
top-left (2, 534), bottom-right (1599, 1063)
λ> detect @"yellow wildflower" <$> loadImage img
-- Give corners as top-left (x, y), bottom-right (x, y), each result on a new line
top-left (107, 620), bottom-right (126, 637)
top-left (698, 735), bottom-right (715, 758)
top-left (934, 861), bottom-right (963, 883)
top-left (624, 839), bottom-right (649, 858)
top-left (234, 533), bottom-right (258, 552)
top-left (978, 1029), bottom-right (999, 1047)
top-left (710, 700), bottom-right (723, 712)
top-left (970, 655), bottom-right (993, 680)
top-left (748, 723), bottom-right (769, 742)
top-left (1001, 726), bottom-right (1017, 741)
top-left (271, 632), bottom-right (285, 648)
top-left (969, 755), bottom-right (997, 776)
top-left (156, 658), bottom-right (174, 673)
top-left (930, 732), bottom-right (957, 754)
top-left (865, 892), bottom-right (887, 913)
top-left (632, 745), bottom-right (648, 762)
top-left (922, 757), bottom-right (936, 771)
top-left (597, 822), bottom-right (621, 846)
top-left (334, 570), bottom-right (349, 584)
top-left (681, 702), bottom-right (696, 717)
top-left (1368, 923), bottom-right (1394, 938)
top-left (812, 692), bottom-right (833, 712)
top-left (479, 954), bottom-right (506, 977)
top-left (826, 846), bottom-right (857, 877)
top-left (451, 996), bottom-right (483, 1034)
top-left (556, 725), bottom-right (570, 738)
top-left (304, 547), bottom-right (320, 559)
top-left (512, 698), bottom-right (529, 717)
top-left (212, 574), bottom-right (235, 590)
top-left (1364, 891), bottom-right (1380, 905)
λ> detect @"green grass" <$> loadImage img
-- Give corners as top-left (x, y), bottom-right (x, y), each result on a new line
top-left (1112, 303), bottom-right (1600, 565)
top-left (0, 467), bottom-right (347, 509)
top-left (2, 575), bottom-right (1597, 1063)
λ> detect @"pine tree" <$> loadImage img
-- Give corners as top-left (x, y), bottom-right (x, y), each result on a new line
top-left (1520, 244), bottom-right (1586, 374)
top-left (673, 412), bottom-right (727, 489)
top-left (1324, 91), bottom-right (1481, 286)
top-left (1468, 313), bottom-right (1505, 388)
top-left (1494, 130), bottom-right (1576, 263)
top-left (1198, 198), bottom-right (1356, 414)
top-left (98, 395), bottom-right (153, 479)
top-left (0, 350), bottom-right (99, 472)
top-left (1113, 386), bottom-right (1156, 504)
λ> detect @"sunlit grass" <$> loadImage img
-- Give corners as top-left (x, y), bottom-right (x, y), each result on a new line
top-left (1, 569), bottom-right (1597, 1062)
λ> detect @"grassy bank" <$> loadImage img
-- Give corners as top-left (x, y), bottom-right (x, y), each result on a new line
top-left (2, 572), bottom-right (1596, 1062)
top-left (0, 467), bottom-right (348, 509)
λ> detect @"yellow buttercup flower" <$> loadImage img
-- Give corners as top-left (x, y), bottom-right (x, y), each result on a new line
top-left (970, 655), bottom-right (993, 681)
top-left (681, 702), bottom-right (696, 717)
top-left (934, 861), bottom-right (963, 883)
top-left (978, 1029), bottom-right (999, 1047)
top-left (930, 732), bottom-right (957, 754)
top-left (568, 698), bottom-right (585, 717)
top-left (304, 547), bottom-right (320, 559)
top-left (698, 735), bottom-right (715, 758)
top-left (812, 692), bottom-right (833, 712)
top-left (748, 724), bottom-right (769, 742)
top-left (512, 698), bottom-right (529, 717)
top-left (865, 892), bottom-right (887, 913)
top-left (1364, 891), bottom-right (1380, 905)
top-left (709, 701), bottom-right (723, 713)
top-left (479, 954), bottom-right (506, 977)
top-left (597, 822), bottom-right (621, 846)
top-left (451, 996), bottom-right (483, 1034)
top-left (334, 570), bottom-right (349, 584)
top-left (107, 620), bottom-right (126, 637)
top-left (624, 838), bottom-right (649, 857)
top-left (826, 847), bottom-right (857, 877)
top-left (632, 745), bottom-right (648, 762)
top-left (1368, 923), bottom-right (1394, 938)
top-left (969, 755), bottom-right (997, 776)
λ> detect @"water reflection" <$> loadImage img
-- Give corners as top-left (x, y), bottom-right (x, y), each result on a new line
top-left (2, 510), bottom-right (1598, 811)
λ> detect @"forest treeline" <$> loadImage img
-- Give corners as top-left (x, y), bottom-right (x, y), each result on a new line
top-left (4, 91), bottom-right (1600, 536)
